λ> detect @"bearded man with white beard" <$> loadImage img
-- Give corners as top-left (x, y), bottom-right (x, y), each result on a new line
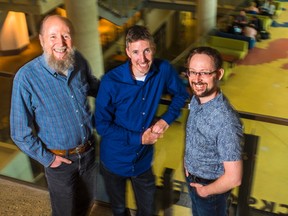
top-left (10, 15), bottom-right (100, 216)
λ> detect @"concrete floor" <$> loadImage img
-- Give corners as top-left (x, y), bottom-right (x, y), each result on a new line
top-left (0, 176), bottom-right (51, 216)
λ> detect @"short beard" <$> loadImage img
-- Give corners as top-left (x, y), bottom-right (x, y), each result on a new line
top-left (192, 81), bottom-right (219, 98)
top-left (45, 48), bottom-right (75, 74)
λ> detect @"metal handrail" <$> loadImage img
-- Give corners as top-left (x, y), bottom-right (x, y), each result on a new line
top-left (1, 73), bottom-right (287, 126)
top-left (0, 71), bottom-right (14, 78)
top-left (160, 98), bottom-right (288, 126)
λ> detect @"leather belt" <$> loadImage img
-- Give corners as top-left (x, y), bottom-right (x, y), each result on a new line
top-left (49, 139), bottom-right (93, 156)
top-left (188, 173), bottom-right (216, 184)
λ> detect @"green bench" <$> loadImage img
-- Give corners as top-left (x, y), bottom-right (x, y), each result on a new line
top-left (206, 36), bottom-right (249, 60)
top-left (274, 1), bottom-right (284, 17)
top-left (246, 14), bottom-right (273, 31)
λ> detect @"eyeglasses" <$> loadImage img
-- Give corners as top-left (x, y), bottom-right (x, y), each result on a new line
top-left (186, 69), bottom-right (218, 78)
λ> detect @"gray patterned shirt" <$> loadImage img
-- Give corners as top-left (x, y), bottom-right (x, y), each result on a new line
top-left (185, 92), bottom-right (243, 180)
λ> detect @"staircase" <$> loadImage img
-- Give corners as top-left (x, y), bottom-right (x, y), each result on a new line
top-left (0, 0), bottom-right (64, 15)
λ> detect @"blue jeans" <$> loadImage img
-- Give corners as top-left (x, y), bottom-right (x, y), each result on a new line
top-left (186, 174), bottom-right (231, 216)
top-left (100, 162), bottom-right (156, 216)
top-left (45, 146), bottom-right (97, 216)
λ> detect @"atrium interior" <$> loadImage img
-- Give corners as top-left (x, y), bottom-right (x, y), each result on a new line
top-left (0, 0), bottom-right (288, 215)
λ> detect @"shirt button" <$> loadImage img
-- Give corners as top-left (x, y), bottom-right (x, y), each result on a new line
top-left (142, 112), bottom-right (145, 115)
top-left (71, 95), bottom-right (74, 98)
top-left (81, 124), bottom-right (83, 127)
top-left (76, 110), bottom-right (79, 113)
top-left (142, 97), bottom-right (145, 101)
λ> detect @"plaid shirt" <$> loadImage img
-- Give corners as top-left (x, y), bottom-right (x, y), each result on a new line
top-left (10, 51), bottom-right (99, 167)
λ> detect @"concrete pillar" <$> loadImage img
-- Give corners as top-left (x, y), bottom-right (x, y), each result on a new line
top-left (196, 0), bottom-right (217, 42)
top-left (26, 14), bottom-right (38, 38)
top-left (64, 0), bottom-right (104, 79)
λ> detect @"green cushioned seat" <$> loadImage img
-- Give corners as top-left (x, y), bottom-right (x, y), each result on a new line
top-left (206, 36), bottom-right (249, 60)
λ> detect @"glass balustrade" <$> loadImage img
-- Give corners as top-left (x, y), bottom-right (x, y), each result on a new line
top-left (1, 75), bottom-right (287, 215)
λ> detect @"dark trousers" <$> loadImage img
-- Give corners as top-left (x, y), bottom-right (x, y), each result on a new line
top-left (186, 174), bottom-right (231, 216)
top-left (100, 162), bottom-right (156, 216)
top-left (45, 147), bottom-right (97, 216)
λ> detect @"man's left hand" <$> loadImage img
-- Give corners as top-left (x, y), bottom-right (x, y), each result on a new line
top-left (151, 119), bottom-right (169, 135)
top-left (190, 182), bottom-right (209, 198)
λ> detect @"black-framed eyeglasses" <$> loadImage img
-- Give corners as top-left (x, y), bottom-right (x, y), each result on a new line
top-left (186, 69), bottom-right (218, 78)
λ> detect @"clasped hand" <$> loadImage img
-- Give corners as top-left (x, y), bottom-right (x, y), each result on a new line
top-left (142, 119), bottom-right (169, 144)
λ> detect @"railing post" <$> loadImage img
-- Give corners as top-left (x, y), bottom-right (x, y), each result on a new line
top-left (162, 168), bottom-right (174, 216)
top-left (236, 133), bottom-right (259, 216)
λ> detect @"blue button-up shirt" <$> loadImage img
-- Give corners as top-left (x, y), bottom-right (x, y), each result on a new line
top-left (185, 92), bottom-right (243, 180)
top-left (95, 59), bottom-right (189, 177)
top-left (10, 51), bottom-right (99, 167)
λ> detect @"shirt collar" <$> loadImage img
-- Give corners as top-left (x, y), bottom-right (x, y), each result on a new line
top-left (193, 90), bottom-right (223, 106)
top-left (124, 59), bottom-right (158, 83)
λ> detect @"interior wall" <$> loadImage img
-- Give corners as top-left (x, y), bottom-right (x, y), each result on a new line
top-left (144, 8), bottom-right (175, 50)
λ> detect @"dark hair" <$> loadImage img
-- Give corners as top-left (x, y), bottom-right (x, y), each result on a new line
top-left (186, 46), bottom-right (223, 70)
top-left (39, 15), bottom-right (74, 36)
top-left (125, 25), bottom-right (155, 48)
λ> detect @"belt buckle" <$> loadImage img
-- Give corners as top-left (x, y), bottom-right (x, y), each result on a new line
top-left (75, 139), bottom-right (92, 154)
top-left (188, 173), bottom-right (196, 182)
top-left (75, 143), bottom-right (84, 154)
top-left (87, 140), bottom-right (91, 146)
top-left (192, 175), bottom-right (199, 183)
top-left (189, 173), bottom-right (202, 183)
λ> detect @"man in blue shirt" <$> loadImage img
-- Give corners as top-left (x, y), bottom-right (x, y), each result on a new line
top-left (184, 46), bottom-right (243, 216)
top-left (10, 15), bottom-right (100, 216)
top-left (95, 25), bottom-right (189, 216)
